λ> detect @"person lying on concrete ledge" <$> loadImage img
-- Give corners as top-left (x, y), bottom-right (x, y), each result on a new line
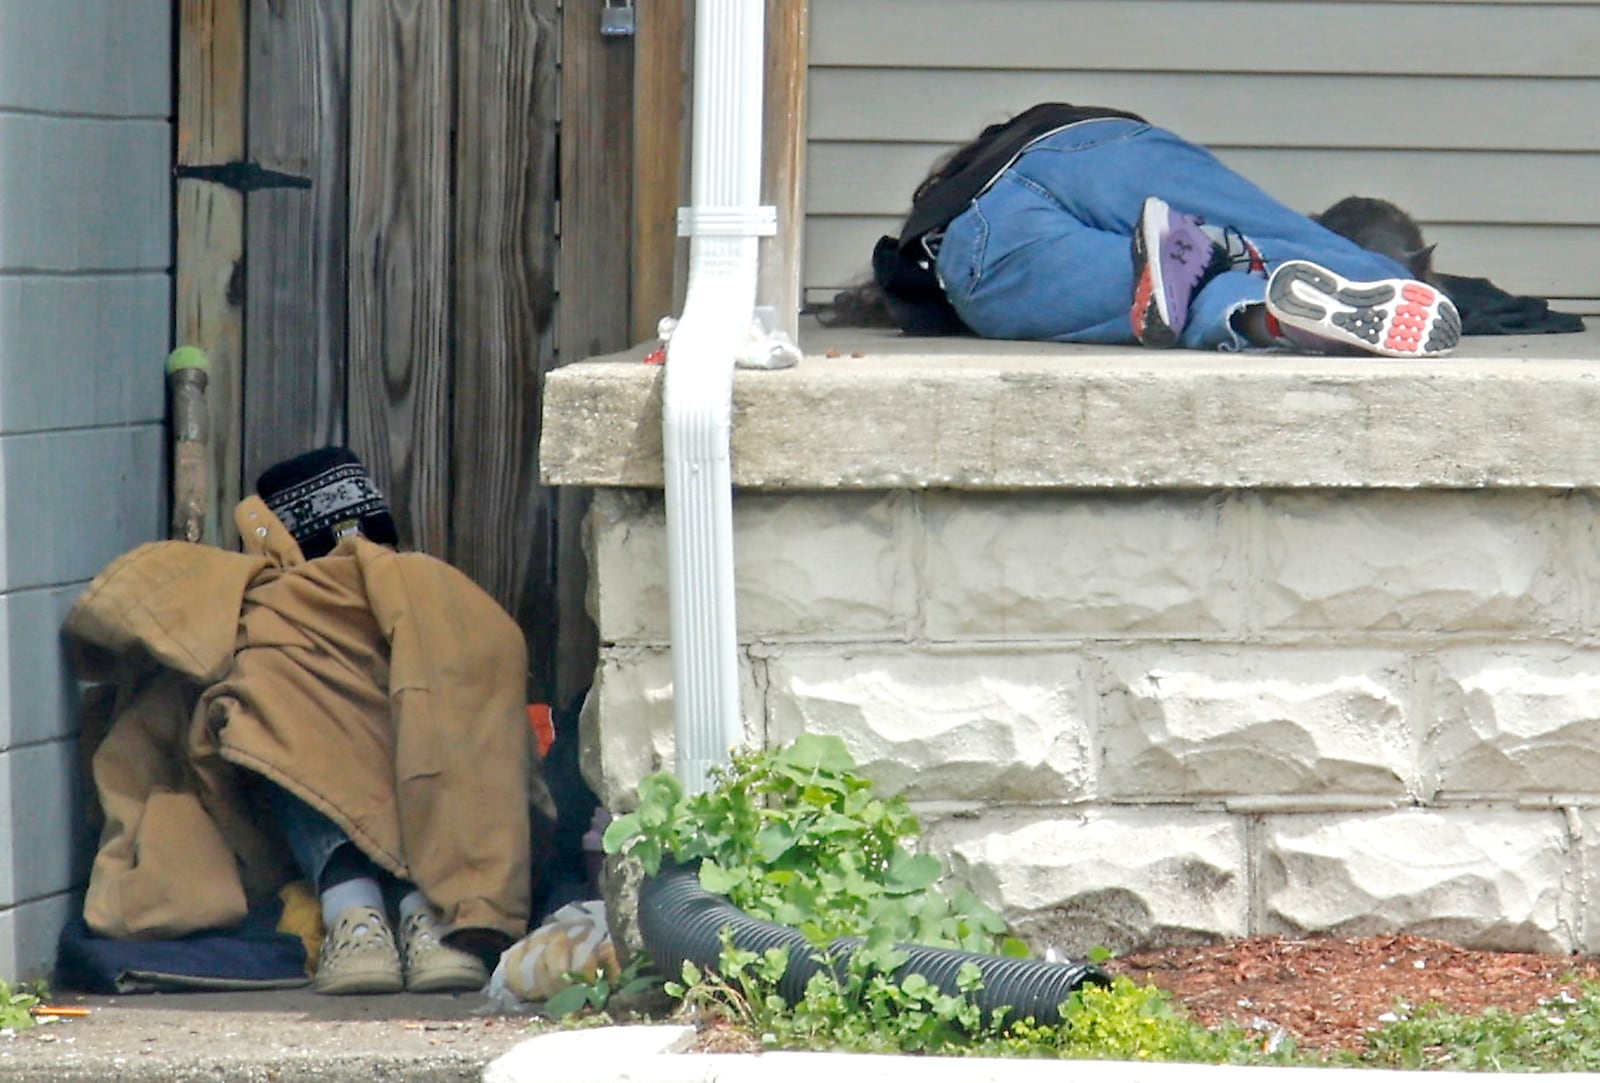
top-left (851, 102), bottom-right (1461, 357)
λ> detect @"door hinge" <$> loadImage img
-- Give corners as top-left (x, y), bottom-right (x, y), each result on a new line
top-left (175, 160), bottom-right (313, 193)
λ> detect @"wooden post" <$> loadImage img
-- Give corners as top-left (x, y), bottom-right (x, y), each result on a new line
top-left (631, 0), bottom-right (689, 342)
top-left (347, 0), bottom-right (454, 557)
top-left (760, 0), bottom-right (809, 345)
top-left (452, 0), bottom-right (561, 615)
top-left (551, 0), bottom-right (637, 705)
top-left (175, 0), bottom-right (246, 546)
top-left (244, 0), bottom-right (350, 486)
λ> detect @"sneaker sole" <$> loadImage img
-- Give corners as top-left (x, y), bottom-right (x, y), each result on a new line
top-left (1267, 259), bottom-right (1460, 358)
top-left (406, 963), bottom-right (490, 994)
top-left (314, 967), bottom-right (405, 996)
top-left (1130, 199), bottom-right (1179, 348)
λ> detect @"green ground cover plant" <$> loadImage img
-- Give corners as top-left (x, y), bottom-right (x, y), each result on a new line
top-left (0, 979), bottom-right (44, 1031)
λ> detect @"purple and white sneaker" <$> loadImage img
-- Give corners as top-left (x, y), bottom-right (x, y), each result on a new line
top-left (1130, 196), bottom-right (1235, 347)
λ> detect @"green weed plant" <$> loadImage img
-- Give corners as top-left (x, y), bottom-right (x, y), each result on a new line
top-left (0, 979), bottom-right (44, 1031)
top-left (1353, 985), bottom-right (1600, 1072)
top-left (603, 733), bottom-right (1019, 954)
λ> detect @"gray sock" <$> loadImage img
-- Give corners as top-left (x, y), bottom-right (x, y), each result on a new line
top-left (395, 888), bottom-right (430, 927)
top-left (321, 876), bottom-right (386, 930)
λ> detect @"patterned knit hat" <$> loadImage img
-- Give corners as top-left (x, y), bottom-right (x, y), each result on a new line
top-left (256, 446), bottom-right (399, 559)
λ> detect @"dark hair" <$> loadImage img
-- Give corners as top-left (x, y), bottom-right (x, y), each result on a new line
top-left (1313, 196), bottom-right (1436, 283)
top-left (809, 138), bottom-right (986, 329)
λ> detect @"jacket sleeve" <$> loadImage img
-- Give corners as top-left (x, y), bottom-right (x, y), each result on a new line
top-left (356, 542), bottom-right (534, 943)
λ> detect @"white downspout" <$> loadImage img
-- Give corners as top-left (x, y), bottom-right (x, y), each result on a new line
top-left (663, 0), bottom-right (775, 793)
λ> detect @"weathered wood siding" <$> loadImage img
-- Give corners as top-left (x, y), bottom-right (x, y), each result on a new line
top-left (806, 0), bottom-right (1600, 312)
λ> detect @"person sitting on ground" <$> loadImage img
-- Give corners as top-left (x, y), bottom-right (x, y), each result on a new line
top-left (67, 446), bottom-right (535, 996)
top-left (861, 102), bottom-right (1460, 358)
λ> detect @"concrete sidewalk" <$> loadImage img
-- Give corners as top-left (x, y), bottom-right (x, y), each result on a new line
top-left (0, 987), bottom-right (539, 1083)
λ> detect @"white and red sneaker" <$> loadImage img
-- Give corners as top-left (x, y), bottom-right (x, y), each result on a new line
top-left (1266, 259), bottom-right (1460, 358)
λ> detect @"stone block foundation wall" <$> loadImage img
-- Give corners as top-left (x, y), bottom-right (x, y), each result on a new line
top-left (584, 486), bottom-right (1600, 956)
top-left (545, 326), bottom-right (1600, 960)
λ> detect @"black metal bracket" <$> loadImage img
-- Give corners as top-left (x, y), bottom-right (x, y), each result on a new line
top-left (174, 160), bottom-right (312, 193)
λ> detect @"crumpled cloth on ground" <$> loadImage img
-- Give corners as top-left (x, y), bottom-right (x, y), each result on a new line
top-left (484, 900), bottom-right (619, 1009)
top-left (55, 886), bottom-right (315, 994)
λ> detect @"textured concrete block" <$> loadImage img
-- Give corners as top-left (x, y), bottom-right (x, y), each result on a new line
top-left (0, 585), bottom-right (82, 749)
top-left (0, 115), bottom-right (170, 272)
top-left (1101, 650), bottom-right (1413, 798)
top-left (0, 275), bottom-right (169, 433)
top-left (1260, 809), bottom-right (1574, 952)
top-left (0, 0), bottom-right (170, 115)
top-left (583, 647), bottom-right (763, 809)
top-left (0, 741), bottom-right (80, 906)
top-left (588, 490), bottom-right (917, 644)
top-left (765, 648), bottom-right (1091, 802)
top-left (0, 893), bottom-right (75, 982)
top-left (0, 426), bottom-right (163, 591)
top-left (1428, 650), bottom-right (1600, 797)
top-left (928, 808), bottom-right (1248, 956)
top-left (1252, 491), bottom-right (1567, 634)
top-left (924, 492), bottom-right (1244, 638)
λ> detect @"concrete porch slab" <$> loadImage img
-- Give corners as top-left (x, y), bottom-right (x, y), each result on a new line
top-left (540, 324), bottom-right (1600, 492)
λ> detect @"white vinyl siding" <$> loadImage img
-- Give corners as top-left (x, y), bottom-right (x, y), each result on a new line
top-left (805, 0), bottom-right (1600, 313)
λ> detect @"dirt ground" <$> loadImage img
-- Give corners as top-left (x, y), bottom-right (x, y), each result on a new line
top-left (1107, 934), bottom-right (1600, 1054)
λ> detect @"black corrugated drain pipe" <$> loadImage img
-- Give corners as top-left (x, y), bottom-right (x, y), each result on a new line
top-left (638, 862), bottom-right (1110, 1027)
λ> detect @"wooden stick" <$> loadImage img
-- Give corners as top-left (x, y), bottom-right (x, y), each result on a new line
top-left (168, 347), bottom-right (212, 544)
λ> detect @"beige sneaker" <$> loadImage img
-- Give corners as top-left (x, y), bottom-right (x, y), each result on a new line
top-left (314, 905), bottom-right (404, 995)
top-left (400, 908), bottom-right (491, 993)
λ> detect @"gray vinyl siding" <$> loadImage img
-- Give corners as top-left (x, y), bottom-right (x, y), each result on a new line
top-left (805, 0), bottom-right (1600, 314)
top-left (0, 0), bottom-right (170, 980)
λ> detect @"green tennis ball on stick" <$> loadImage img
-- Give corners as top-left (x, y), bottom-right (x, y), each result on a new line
top-left (166, 346), bottom-right (210, 374)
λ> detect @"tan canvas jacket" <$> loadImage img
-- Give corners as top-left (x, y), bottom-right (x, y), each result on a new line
top-left (65, 496), bottom-right (533, 944)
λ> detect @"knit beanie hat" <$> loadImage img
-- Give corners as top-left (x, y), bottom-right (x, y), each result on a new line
top-left (256, 446), bottom-right (400, 559)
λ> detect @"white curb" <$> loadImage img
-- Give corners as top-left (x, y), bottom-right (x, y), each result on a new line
top-left (484, 1024), bottom-right (1600, 1083)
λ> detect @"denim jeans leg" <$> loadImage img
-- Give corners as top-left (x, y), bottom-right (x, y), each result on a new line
top-left (938, 119), bottom-right (1416, 347)
top-left (265, 782), bottom-right (358, 889)
top-left (936, 171), bottom-right (1138, 342)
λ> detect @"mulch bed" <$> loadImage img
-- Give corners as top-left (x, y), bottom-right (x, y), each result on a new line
top-left (1109, 933), bottom-right (1600, 1053)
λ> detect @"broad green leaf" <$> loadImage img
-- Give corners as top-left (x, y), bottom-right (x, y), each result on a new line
top-left (885, 852), bottom-right (942, 892)
top-left (1000, 936), bottom-right (1032, 959)
top-left (756, 822), bottom-right (798, 863)
top-left (698, 858), bottom-right (746, 895)
top-left (544, 984), bottom-right (594, 1018)
top-left (775, 733), bottom-right (857, 774)
top-left (600, 811), bottom-right (641, 855)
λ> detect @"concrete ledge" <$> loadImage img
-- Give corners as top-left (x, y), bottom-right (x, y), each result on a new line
top-left (540, 324), bottom-right (1600, 491)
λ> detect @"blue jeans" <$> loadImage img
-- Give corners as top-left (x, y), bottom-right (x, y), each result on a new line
top-left (266, 782), bottom-right (370, 890)
top-left (934, 119), bottom-right (1413, 349)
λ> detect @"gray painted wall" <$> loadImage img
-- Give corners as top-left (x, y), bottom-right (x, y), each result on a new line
top-left (0, 1), bottom-right (170, 979)
top-left (805, 0), bottom-right (1600, 313)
